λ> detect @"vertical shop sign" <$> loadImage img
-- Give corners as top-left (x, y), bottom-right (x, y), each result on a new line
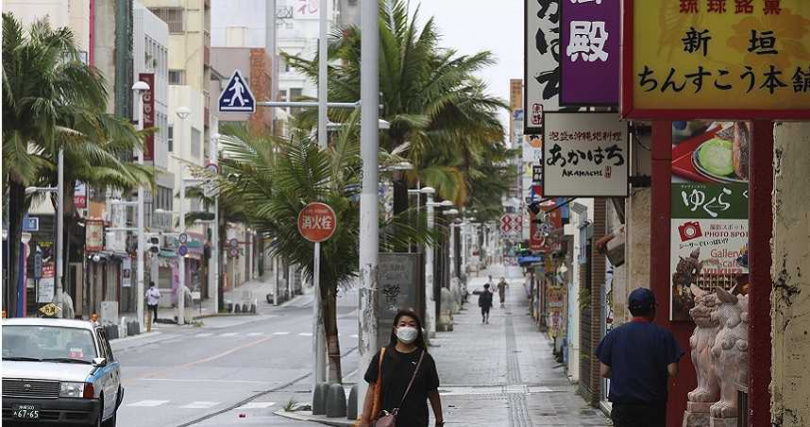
top-left (74, 182), bottom-right (87, 209)
top-left (139, 73), bottom-right (155, 161)
top-left (560, 0), bottom-right (620, 105)
top-left (525, 0), bottom-right (563, 133)
top-left (86, 220), bottom-right (104, 252)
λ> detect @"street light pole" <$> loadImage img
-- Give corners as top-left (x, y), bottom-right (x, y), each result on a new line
top-left (317, 0), bottom-right (328, 149)
top-left (133, 81), bottom-right (149, 327)
top-left (423, 187), bottom-right (436, 338)
top-left (210, 122), bottom-right (220, 314)
top-left (358, 0), bottom-right (380, 413)
top-left (55, 149), bottom-right (64, 317)
top-left (176, 106), bottom-right (191, 325)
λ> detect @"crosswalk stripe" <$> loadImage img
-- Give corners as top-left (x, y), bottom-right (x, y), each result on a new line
top-left (298, 332), bottom-right (312, 337)
top-left (272, 331), bottom-right (290, 336)
top-left (181, 401), bottom-right (219, 409)
top-left (220, 332), bottom-right (238, 337)
top-left (246, 332), bottom-right (263, 337)
top-left (127, 400), bottom-right (170, 407)
top-left (195, 333), bottom-right (213, 337)
top-left (240, 401), bottom-right (276, 409)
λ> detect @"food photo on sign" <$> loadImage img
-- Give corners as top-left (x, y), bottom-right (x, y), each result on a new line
top-left (669, 121), bottom-right (750, 321)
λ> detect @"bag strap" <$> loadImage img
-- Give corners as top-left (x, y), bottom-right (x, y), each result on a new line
top-left (395, 350), bottom-right (425, 410)
top-left (371, 347), bottom-right (386, 419)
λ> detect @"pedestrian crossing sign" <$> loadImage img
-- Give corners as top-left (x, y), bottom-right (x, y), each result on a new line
top-left (218, 69), bottom-right (256, 113)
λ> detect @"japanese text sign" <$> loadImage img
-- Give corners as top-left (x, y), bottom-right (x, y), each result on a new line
top-left (86, 220), bottom-right (104, 252)
top-left (74, 181), bottom-right (87, 209)
top-left (623, 0), bottom-right (810, 119)
top-left (139, 73), bottom-right (155, 160)
top-left (525, 0), bottom-right (563, 133)
top-left (561, 0), bottom-right (621, 105)
top-left (542, 112), bottom-right (628, 197)
top-left (298, 202), bottom-right (337, 243)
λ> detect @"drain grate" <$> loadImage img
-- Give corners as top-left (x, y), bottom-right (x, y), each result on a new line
top-left (504, 313), bottom-right (533, 427)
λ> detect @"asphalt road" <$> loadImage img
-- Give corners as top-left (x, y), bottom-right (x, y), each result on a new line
top-left (111, 288), bottom-right (360, 427)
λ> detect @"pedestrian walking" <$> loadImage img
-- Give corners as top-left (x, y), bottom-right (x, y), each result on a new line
top-left (146, 281), bottom-right (161, 322)
top-left (497, 277), bottom-right (508, 308)
top-left (358, 310), bottom-right (445, 427)
top-left (478, 284), bottom-right (494, 324)
top-left (596, 288), bottom-right (684, 427)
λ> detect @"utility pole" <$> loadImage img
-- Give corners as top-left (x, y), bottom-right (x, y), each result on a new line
top-left (133, 81), bottom-right (150, 327)
top-left (358, 0), bottom-right (380, 414)
top-left (423, 187), bottom-right (436, 338)
top-left (318, 0), bottom-right (328, 149)
top-left (210, 117), bottom-right (220, 313)
top-left (176, 106), bottom-right (191, 325)
top-left (54, 149), bottom-right (64, 317)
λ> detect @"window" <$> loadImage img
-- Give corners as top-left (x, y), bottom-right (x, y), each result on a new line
top-left (3, 326), bottom-right (97, 362)
top-left (168, 125), bottom-right (174, 152)
top-left (191, 128), bottom-right (201, 159)
top-left (150, 7), bottom-right (184, 33)
top-left (169, 70), bottom-right (185, 85)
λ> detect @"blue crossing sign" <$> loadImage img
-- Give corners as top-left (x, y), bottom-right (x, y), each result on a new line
top-left (218, 69), bottom-right (256, 113)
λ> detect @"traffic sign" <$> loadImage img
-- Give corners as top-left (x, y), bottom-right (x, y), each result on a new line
top-left (178, 245), bottom-right (188, 256)
top-left (298, 202), bottom-right (337, 243)
top-left (23, 215), bottom-right (39, 232)
top-left (229, 238), bottom-right (239, 249)
top-left (229, 248), bottom-right (239, 258)
top-left (218, 69), bottom-right (256, 113)
top-left (178, 233), bottom-right (189, 244)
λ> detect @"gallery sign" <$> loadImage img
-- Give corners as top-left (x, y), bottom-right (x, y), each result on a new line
top-left (560, 0), bottom-right (620, 105)
top-left (622, 0), bottom-right (810, 119)
top-left (542, 112), bottom-right (628, 197)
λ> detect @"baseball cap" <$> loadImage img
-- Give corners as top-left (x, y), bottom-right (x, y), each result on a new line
top-left (628, 288), bottom-right (657, 311)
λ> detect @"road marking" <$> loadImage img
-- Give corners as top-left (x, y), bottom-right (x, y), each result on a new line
top-left (182, 336), bottom-right (273, 368)
top-left (298, 332), bottom-right (312, 337)
top-left (272, 331), bottom-right (290, 336)
top-left (246, 332), bottom-right (264, 337)
top-left (219, 332), bottom-right (239, 337)
top-left (181, 401), bottom-right (220, 409)
top-left (351, 334), bottom-right (359, 338)
top-left (140, 378), bottom-right (276, 385)
top-left (127, 400), bottom-right (170, 407)
top-left (240, 401), bottom-right (276, 409)
top-left (195, 333), bottom-right (213, 337)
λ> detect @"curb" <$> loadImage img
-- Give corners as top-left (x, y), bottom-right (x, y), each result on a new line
top-left (109, 331), bottom-right (162, 344)
top-left (273, 410), bottom-right (354, 426)
top-left (191, 313), bottom-right (258, 320)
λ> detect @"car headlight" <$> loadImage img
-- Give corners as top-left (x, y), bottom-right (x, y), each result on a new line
top-left (59, 382), bottom-right (87, 398)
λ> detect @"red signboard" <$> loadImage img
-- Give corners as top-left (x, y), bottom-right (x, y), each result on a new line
top-left (85, 219), bottom-right (104, 252)
top-left (529, 211), bottom-right (544, 252)
top-left (139, 73), bottom-right (155, 161)
top-left (298, 202), bottom-right (337, 243)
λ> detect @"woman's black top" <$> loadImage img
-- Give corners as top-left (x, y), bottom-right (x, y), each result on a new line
top-left (364, 347), bottom-right (440, 427)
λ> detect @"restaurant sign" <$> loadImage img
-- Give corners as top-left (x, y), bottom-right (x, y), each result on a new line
top-left (542, 112), bottom-right (628, 197)
top-left (622, 0), bottom-right (810, 119)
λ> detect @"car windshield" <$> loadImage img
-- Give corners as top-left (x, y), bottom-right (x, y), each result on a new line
top-left (2, 325), bottom-right (97, 363)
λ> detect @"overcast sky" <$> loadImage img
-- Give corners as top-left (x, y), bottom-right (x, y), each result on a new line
top-left (409, 0), bottom-right (524, 127)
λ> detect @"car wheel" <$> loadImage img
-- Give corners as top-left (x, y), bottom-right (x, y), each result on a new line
top-left (102, 411), bottom-right (117, 427)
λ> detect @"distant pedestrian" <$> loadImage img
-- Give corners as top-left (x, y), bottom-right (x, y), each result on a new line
top-left (358, 310), bottom-right (445, 427)
top-left (497, 277), bottom-right (508, 308)
top-left (146, 281), bottom-right (161, 322)
top-left (478, 284), bottom-right (494, 324)
top-left (596, 288), bottom-right (684, 427)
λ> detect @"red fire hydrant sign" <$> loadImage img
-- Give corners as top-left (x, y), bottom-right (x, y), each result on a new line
top-left (298, 202), bottom-right (337, 243)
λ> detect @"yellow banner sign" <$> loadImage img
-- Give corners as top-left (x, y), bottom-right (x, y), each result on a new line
top-left (624, 0), bottom-right (810, 119)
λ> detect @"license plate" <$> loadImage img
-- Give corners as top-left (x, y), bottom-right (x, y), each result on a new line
top-left (11, 404), bottom-right (40, 420)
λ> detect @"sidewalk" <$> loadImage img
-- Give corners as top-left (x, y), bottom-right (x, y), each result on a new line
top-left (430, 264), bottom-right (609, 426)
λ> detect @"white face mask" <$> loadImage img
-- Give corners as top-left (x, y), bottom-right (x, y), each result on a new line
top-left (396, 326), bottom-right (419, 344)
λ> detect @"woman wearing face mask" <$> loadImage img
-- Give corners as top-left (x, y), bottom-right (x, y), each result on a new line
top-left (358, 310), bottom-right (444, 427)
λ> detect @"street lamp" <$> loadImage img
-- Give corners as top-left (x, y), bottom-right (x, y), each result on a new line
top-left (420, 187), bottom-right (454, 338)
top-left (133, 80), bottom-right (150, 327)
top-left (174, 107), bottom-right (192, 325)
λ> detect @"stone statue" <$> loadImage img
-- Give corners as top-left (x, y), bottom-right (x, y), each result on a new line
top-left (682, 285), bottom-right (721, 427)
top-left (709, 288), bottom-right (749, 422)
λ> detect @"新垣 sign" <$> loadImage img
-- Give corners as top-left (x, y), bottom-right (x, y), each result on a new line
top-left (560, 0), bottom-right (620, 105)
top-left (623, 0), bottom-right (810, 119)
top-left (542, 112), bottom-right (628, 197)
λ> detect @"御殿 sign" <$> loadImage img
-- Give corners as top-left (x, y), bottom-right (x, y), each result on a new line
top-left (560, 0), bottom-right (620, 105)
top-left (622, 0), bottom-right (810, 119)
top-left (542, 112), bottom-right (628, 197)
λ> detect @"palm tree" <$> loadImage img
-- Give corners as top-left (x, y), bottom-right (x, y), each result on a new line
top-left (199, 120), bottom-right (432, 382)
top-left (3, 14), bottom-right (153, 314)
top-left (284, 0), bottom-right (507, 219)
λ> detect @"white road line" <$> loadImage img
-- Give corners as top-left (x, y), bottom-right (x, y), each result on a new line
top-left (180, 401), bottom-right (220, 409)
top-left (246, 332), bottom-right (264, 337)
top-left (240, 402), bottom-right (276, 409)
top-left (351, 334), bottom-right (359, 338)
top-left (272, 331), bottom-right (290, 336)
top-left (195, 333), bottom-right (213, 337)
top-left (219, 332), bottom-right (239, 337)
top-left (127, 400), bottom-right (170, 407)
top-left (298, 332), bottom-right (312, 337)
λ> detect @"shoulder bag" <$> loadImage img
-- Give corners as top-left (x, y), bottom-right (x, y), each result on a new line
top-left (375, 350), bottom-right (425, 427)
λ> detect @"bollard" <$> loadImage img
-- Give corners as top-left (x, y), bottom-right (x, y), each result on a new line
top-left (347, 384), bottom-right (359, 420)
top-left (436, 288), bottom-right (454, 332)
top-left (241, 303), bottom-right (248, 313)
top-left (250, 304), bottom-right (257, 314)
top-left (312, 383), bottom-right (330, 415)
top-left (325, 384), bottom-right (347, 418)
top-left (132, 321), bottom-right (141, 335)
top-left (234, 304), bottom-right (241, 313)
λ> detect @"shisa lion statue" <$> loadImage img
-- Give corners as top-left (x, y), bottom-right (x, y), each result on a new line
top-left (709, 287), bottom-right (749, 424)
top-left (683, 285), bottom-right (721, 427)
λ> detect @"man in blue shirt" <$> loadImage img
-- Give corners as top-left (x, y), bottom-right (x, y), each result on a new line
top-left (596, 288), bottom-right (685, 427)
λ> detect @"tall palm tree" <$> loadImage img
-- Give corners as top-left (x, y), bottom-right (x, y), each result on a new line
top-left (3, 14), bottom-right (152, 314)
top-left (200, 120), bottom-right (432, 382)
top-left (284, 0), bottom-right (507, 219)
